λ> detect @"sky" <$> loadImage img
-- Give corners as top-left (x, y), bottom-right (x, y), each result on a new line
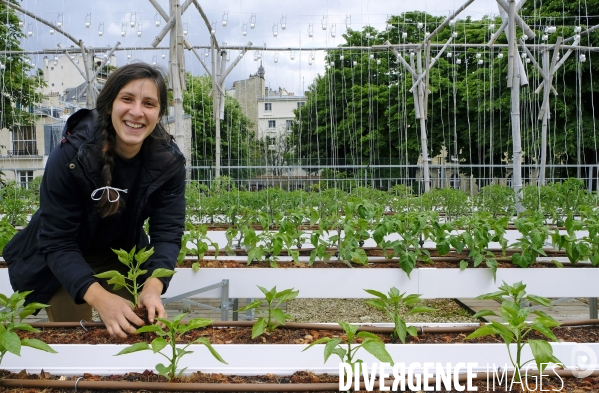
top-left (16, 0), bottom-right (500, 95)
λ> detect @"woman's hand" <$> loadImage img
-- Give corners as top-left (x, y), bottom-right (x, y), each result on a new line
top-left (83, 282), bottom-right (143, 338)
top-left (138, 277), bottom-right (166, 324)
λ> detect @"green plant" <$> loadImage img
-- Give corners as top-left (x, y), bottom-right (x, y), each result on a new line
top-left (364, 287), bottom-right (435, 343)
top-left (454, 213), bottom-right (509, 279)
top-left (551, 214), bottom-right (590, 266)
top-left (510, 213), bottom-right (552, 268)
top-left (303, 321), bottom-right (393, 375)
top-left (0, 216), bottom-right (17, 255)
top-left (466, 281), bottom-right (562, 385)
top-left (115, 313), bottom-right (226, 380)
top-left (581, 208), bottom-right (599, 266)
top-left (179, 223), bottom-right (220, 271)
top-left (94, 246), bottom-right (175, 306)
top-left (237, 286), bottom-right (299, 339)
top-left (0, 291), bottom-right (57, 364)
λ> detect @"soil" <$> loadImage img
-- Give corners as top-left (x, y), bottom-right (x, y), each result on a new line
top-left (5, 325), bottom-right (599, 392)
top-left (14, 324), bottom-right (599, 346)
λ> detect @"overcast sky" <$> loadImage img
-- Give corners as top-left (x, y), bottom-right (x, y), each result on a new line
top-left (17, 0), bottom-right (500, 94)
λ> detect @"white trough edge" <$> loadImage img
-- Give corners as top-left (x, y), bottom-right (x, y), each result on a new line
top-left (3, 342), bottom-right (597, 376)
top-left (161, 267), bottom-right (599, 299)
top-left (2, 267), bottom-right (599, 299)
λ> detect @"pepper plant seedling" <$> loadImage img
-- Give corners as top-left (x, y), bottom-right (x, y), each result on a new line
top-left (179, 223), bottom-right (220, 272)
top-left (94, 246), bottom-right (175, 307)
top-left (303, 321), bottom-right (394, 376)
top-left (115, 313), bottom-right (226, 381)
top-left (237, 286), bottom-right (299, 339)
top-left (466, 281), bottom-right (562, 385)
top-left (0, 291), bottom-right (57, 365)
top-left (364, 287), bottom-right (435, 343)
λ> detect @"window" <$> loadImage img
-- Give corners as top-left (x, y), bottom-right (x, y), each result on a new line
top-left (268, 120), bottom-right (276, 129)
top-left (11, 126), bottom-right (37, 156)
top-left (18, 171), bottom-right (34, 189)
top-left (264, 103), bottom-right (272, 111)
top-left (286, 120), bottom-right (293, 131)
top-left (50, 67), bottom-right (54, 70)
top-left (297, 102), bottom-right (306, 108)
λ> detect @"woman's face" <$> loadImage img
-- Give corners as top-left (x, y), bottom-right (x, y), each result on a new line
top-left (110, 78), bottom-right (161, 159)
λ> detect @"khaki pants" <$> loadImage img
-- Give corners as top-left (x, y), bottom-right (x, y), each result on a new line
top-left (46, 254), bottom-right (135, 322)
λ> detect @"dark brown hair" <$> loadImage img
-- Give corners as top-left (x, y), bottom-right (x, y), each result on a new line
top-left (94, 61), bottom-right (169, 217)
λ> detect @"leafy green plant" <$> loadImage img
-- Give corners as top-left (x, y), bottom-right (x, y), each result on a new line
top-left (237, 286), bottom-right (299, 339)
top-left (581, 208), bottom-right (599, 266)
top-left (0, 216), bottom-right (17, 255)
top-left (179, 223), bottom-right (220, 272)
top-left (303, 321), bottom-right (393, 375)
top-left (0, 291), bottom-right (57, 364)
top-left (0, 180), bottom-right (31, 226)
top-left (94, 246), bottom-right (175, 306)
top-left (475, 184), bottom-right (516, 218)
top-left (466, 281), bottom-right (562, 385)
top-left (510, 213), bottom-right (552, 268)
top-left (364, 287), bottom-right (435, 343)
top-left (115, 313), bottom-right (226, 380)
top-left (374, 211), bottom-right (433, 276)
top-left (454, 213), bottom-right (509, 279)
top-left (551, 214), bottom-right (590, 266)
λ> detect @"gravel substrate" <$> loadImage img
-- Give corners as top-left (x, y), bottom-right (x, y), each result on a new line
top-left (285, 298), bottom-right (479, 324)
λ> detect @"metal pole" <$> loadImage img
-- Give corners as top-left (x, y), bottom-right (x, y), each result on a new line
top-left (416, 50), bottom-right (431, 192)
top-left (212, 38), bottom-right (221, 179)
top-left (169, 0), bottom-right (187, 174)
top-left (508, 0), bottom-right (524, 213)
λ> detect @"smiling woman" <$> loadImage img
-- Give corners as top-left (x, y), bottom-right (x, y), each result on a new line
top-left (2, 62), bottom-right (186, 339)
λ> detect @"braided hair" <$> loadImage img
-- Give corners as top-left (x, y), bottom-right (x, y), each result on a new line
top-left (94, 62), bottom-right (169, 217)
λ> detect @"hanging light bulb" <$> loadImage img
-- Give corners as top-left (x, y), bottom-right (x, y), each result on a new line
top-left (489, 23), bottom-right (495, 31)
top-left (155, 13), bottom-right (161, 27)
top-left (417, 22), bottom-right (423, 29)
top-left (449, 19), bottom-right (456, 26)
top-left (130, 12), bottom-right (136, 28)
top-left (242, 23), bottom-right (247, 36)
top-left (127, 52), bottom-right (132, 60)
top-left (321, 15), bottom-right (327, 30)
top-left (521, 52), bottom-right (527, 58)
top-left (542, 34), bottom-right (548, 41)
top-left (137, 23), bottom-right (142, 37)
top-left (497, 53), bottom-right (504, 59)
top-left (50, 28), bottom-right (55, 35)
top-left (580, 53), bottom-right (587, 62)
top-left (204, 50), bottom-right (209, 58)
top-left (18, 17), bottom-right (23, 27)
top-left (226, 52), bottom-right (230, 61)
top-left (424, 32), bottom-right (430, 38)
top-left (447, 52), bottom-right (452, 58)
top-left (222, 12), bottom-right (228, 27)
top-left (478, 59), bottom-right (483, 65)
top-left (308, 24), bottom-right (313, 37)
top-left (210, 22), bottom-right (215, 35)
top-left (0, 62), bottom-right (5, 70)
top-left (121, 23), bottom-right (126, 37)
top-left (56, 13), bottom-right (63, 28)
top-left (272, 24), bottom-right (278, 37)
top-left (254, 51), bottom-right (259, 61)
top-left (274, 52), bottom-right (278, 63)
top-left (574, 26), bottom-right (582, 33)
top-left (27, 23), bottom-right (33, 37)
top-left (309, 58), bottom-right (313, 65)
top-left (376, 59), bottom-right (381, 65)
top-left (162, 53), bottom-right (166, 59)
top-left (339, 54), bottom-right (344, 60)
top-left (402, 32), bottom-right (407, 39)
top-left (281, 15), bottom-right (287, 30)
top-left (525, 58), bottom-right (530, 63)
top-left (152, 55), bottom-right (157, 65)
top-left (98, 23), bottom-right (104, 36)
top-left (184, 23), bottom-right (189, 35)
top-left (85, 13), bottom-right (91, 28)
top-left (250, 13), bottom-right (256, 29)
top-left (331, 24), bottom-right (336, 38)
top-left (70, 55), bottom-right (74, 60)
top-left (452, 31), bottom-right (458, 38)
top-left (545, 26), bottom-right (556, 34)
top-left (365, 32), bottom-right (371, 39)
top-left (369, 53), bottom-right (374, 59)
top-left (521, 34), bottom-right (529, 41)
top-left (456, 58), bottom-right (462, 64)
top-left (290, 50), bottom-right (295, 60)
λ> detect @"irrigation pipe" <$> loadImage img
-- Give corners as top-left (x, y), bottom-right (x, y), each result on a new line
top-left (1, 368), bottom-right (598, 391)
top-left (27, 319), bottom-right (599, 334)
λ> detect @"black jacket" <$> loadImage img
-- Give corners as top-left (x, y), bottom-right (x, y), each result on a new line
top-left (3, 108), bottom-right (186, 305)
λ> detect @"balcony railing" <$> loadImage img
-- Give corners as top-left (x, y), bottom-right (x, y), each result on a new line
top-left (8, 149), bottom-right (38, 156)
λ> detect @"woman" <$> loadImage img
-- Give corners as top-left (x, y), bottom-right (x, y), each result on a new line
top-left (3, 62), bottom-right (186, 338)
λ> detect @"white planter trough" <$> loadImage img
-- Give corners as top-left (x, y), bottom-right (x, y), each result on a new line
top-left (3, 340), bottom-right (597, 377)
top-left (162, 266), bottom-right (599, 300)
top-left (2, 266), bottom-right (599, 299)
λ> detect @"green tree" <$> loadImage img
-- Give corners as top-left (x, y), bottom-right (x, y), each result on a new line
top-left (182, 73), bottom-right (260, 180)
top-left (0, 0), bottom-right (45, 129)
